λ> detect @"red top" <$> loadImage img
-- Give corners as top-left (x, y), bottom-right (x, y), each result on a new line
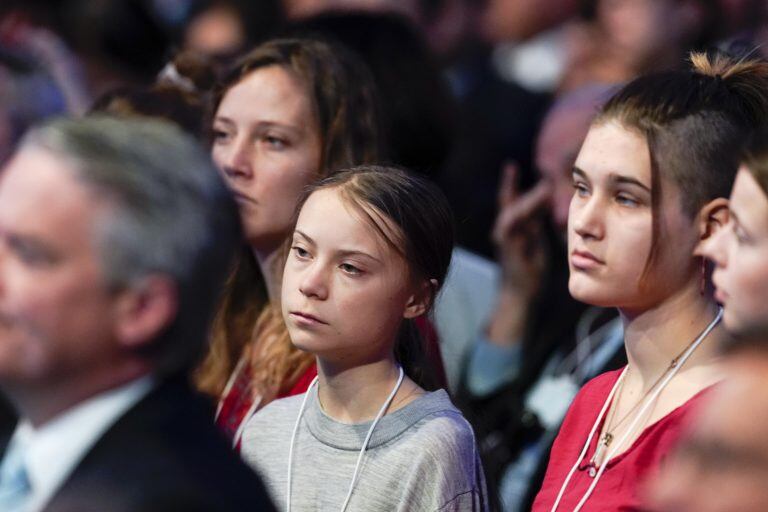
top-left (532, 368), bottom-right (714, 512)
top-left (216, 362), bottom-right (318, 451)
top-left (281, 363), bottom-right (319, 398)
top-left (215, 358), bottom-right (257, 442)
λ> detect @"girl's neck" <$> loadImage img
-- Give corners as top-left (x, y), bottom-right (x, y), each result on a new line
top-left (316, 357), bottom-right (420, 424)
top-left (252, 245), bottom-right (284, 303)
top-left (620, 285), bottom-right (724, 391)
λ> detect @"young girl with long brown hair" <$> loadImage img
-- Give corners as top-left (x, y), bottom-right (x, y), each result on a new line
top-left (242, 165), bottom-right (488, 511)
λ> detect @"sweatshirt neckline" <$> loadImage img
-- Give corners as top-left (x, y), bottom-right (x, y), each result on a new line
top-left (303, 386), bottom-right (456, 451)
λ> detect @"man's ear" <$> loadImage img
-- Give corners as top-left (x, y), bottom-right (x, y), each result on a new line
top-left (403, 279), bottom-right (438, 319)
top-left (696, 197), bottom-right (730, 248)
top-left (113, 275), bottom-right (178, 350)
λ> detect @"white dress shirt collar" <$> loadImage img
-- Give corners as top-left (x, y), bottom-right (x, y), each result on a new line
top-left (6, 376), bottom-right (154, 512)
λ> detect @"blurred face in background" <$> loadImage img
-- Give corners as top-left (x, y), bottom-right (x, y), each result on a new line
top-left (0, 147), bottom-right (122, 393)
top-left (212, 65), bottom-right (322, 253)
top-left (282, 0), bottom-right (419, 20)
top-left (535, 99), bottom-right (598, 234)
top-left (480, 0), bottom-right (579, 42)
top-left (697, 167), bottom-right (768, 338)
top-left (597, 0), bottom-right (704, 68)
top-left (647, 351), bottom-right (768, 512)
top-left (184, 4), bottom-right (246, 57)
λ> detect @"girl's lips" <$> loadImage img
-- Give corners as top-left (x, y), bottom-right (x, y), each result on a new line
top-left (714, 287), bottom-right (728, 304)
top-left (290, 311), bottom-right (328, 325)
top-left (571, 249), bottom-right (605, 270)
top-left (712, 273), bottom-right (728, 304)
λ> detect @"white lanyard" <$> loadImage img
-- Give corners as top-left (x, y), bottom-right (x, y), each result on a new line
top-left (215, 354), bottom-right (264, 449)
top-left (286, 366), bottom-right (405, 512)
top-left (550, 307), bottom-right (723, 512)
top-left (215, 354), bottom-right (248, 421)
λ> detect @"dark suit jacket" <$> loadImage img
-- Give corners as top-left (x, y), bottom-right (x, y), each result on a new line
top-left (0, 374), bottom-right (275, 512)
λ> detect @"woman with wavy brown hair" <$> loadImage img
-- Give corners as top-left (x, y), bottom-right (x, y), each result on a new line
top-left (195, 37), bottom-right (383, 448)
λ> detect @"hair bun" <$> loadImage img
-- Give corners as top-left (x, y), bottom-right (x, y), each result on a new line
top-left (690, 50), bottom-right (767, 81)
top-left (689, 50), bottom-right (768, 126)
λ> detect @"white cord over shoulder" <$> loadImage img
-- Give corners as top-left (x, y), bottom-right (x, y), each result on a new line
top-left (550, 307), bottom-right (722, 512)
top-left (286, 376), bottom-right (317, 512)
top-left (286, 366), bottom-right (405, 512)
top-left (549, 367), bottom-right (626, 512)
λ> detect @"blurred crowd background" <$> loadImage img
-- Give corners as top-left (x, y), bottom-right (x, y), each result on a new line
top-left (2, 1), bottom-right (767, 510)
top-left (1, 0), bottom-right (766, 255)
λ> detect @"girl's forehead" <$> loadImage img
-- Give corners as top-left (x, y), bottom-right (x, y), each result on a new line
top-left (298, 188), bottom-right (404, 255)
top-left (576, 121), bottom-right (651, 183)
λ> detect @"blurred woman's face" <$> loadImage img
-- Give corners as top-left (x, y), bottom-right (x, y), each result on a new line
top-left (698, 167), bottom-right (768, 338)
top-left (184, 5), bottom-right (245, 57)
top-left (535, 104), bottom-right (594, 235)
top-left (212, 65), bottom-right (322, 252)
top-left (598, 0), bottom-right (691, 66)
top-left (480, 0), bottom-right (578, 42)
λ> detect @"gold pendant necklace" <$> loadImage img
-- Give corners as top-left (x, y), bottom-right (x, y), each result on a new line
top-left (585, 329), bottom-right (711, 477)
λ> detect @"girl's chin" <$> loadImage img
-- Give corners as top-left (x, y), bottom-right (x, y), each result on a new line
top-left (568, 282), bottom-right (626, 309)
top-left (286, 331), bottom-right (321, 354)
top-left (288, 336), bottom-right (345, 360)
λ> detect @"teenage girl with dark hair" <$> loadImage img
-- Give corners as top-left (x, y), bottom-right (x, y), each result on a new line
top-left (242, 165), bottom-right (488, 511)
top-left (533, 52), bottom-right (768, 511)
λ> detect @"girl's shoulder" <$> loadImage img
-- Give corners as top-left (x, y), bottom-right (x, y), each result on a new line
top-left (257, 391), bottom-right (307, 417)
top-left (241, 393), bottom-right (306, 440)
top-left (387, 392), bottom-right (488, 509)
top-left (392, 389), bottom-right (479, 454)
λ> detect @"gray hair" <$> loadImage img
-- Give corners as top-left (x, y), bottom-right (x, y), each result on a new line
top-left (20, 116), bottom-right (242, 375)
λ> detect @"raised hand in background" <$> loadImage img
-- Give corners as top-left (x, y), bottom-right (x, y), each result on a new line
top-left (487, 162), bottom-right (552, 346)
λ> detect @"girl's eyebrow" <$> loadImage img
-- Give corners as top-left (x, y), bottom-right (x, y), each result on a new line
top-left (293, 230), bottom-right (316, 245)
top-left (253, 120), bottom-right (303, 135)
top-left (572, 167), bottom-right (651, 192)
top-left (336, 249), bottom-right (382, 264)
top-left (214, 115), bottom-right (302, 135)
top-left (572, 167), bottom-right (589, 181)
top-left (212, 117), bottom-right (234, 127)
top-left (608, 174), bottom-right (651, 193)
top-left (294, 229), bottom-right (383, 264)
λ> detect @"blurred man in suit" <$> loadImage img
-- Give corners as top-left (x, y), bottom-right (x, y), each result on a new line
top-left (0, 116), bottom-right (275, 512)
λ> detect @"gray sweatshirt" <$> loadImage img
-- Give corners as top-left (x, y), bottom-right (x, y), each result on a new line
top-left (241, 387), bottom-right (488, 511)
